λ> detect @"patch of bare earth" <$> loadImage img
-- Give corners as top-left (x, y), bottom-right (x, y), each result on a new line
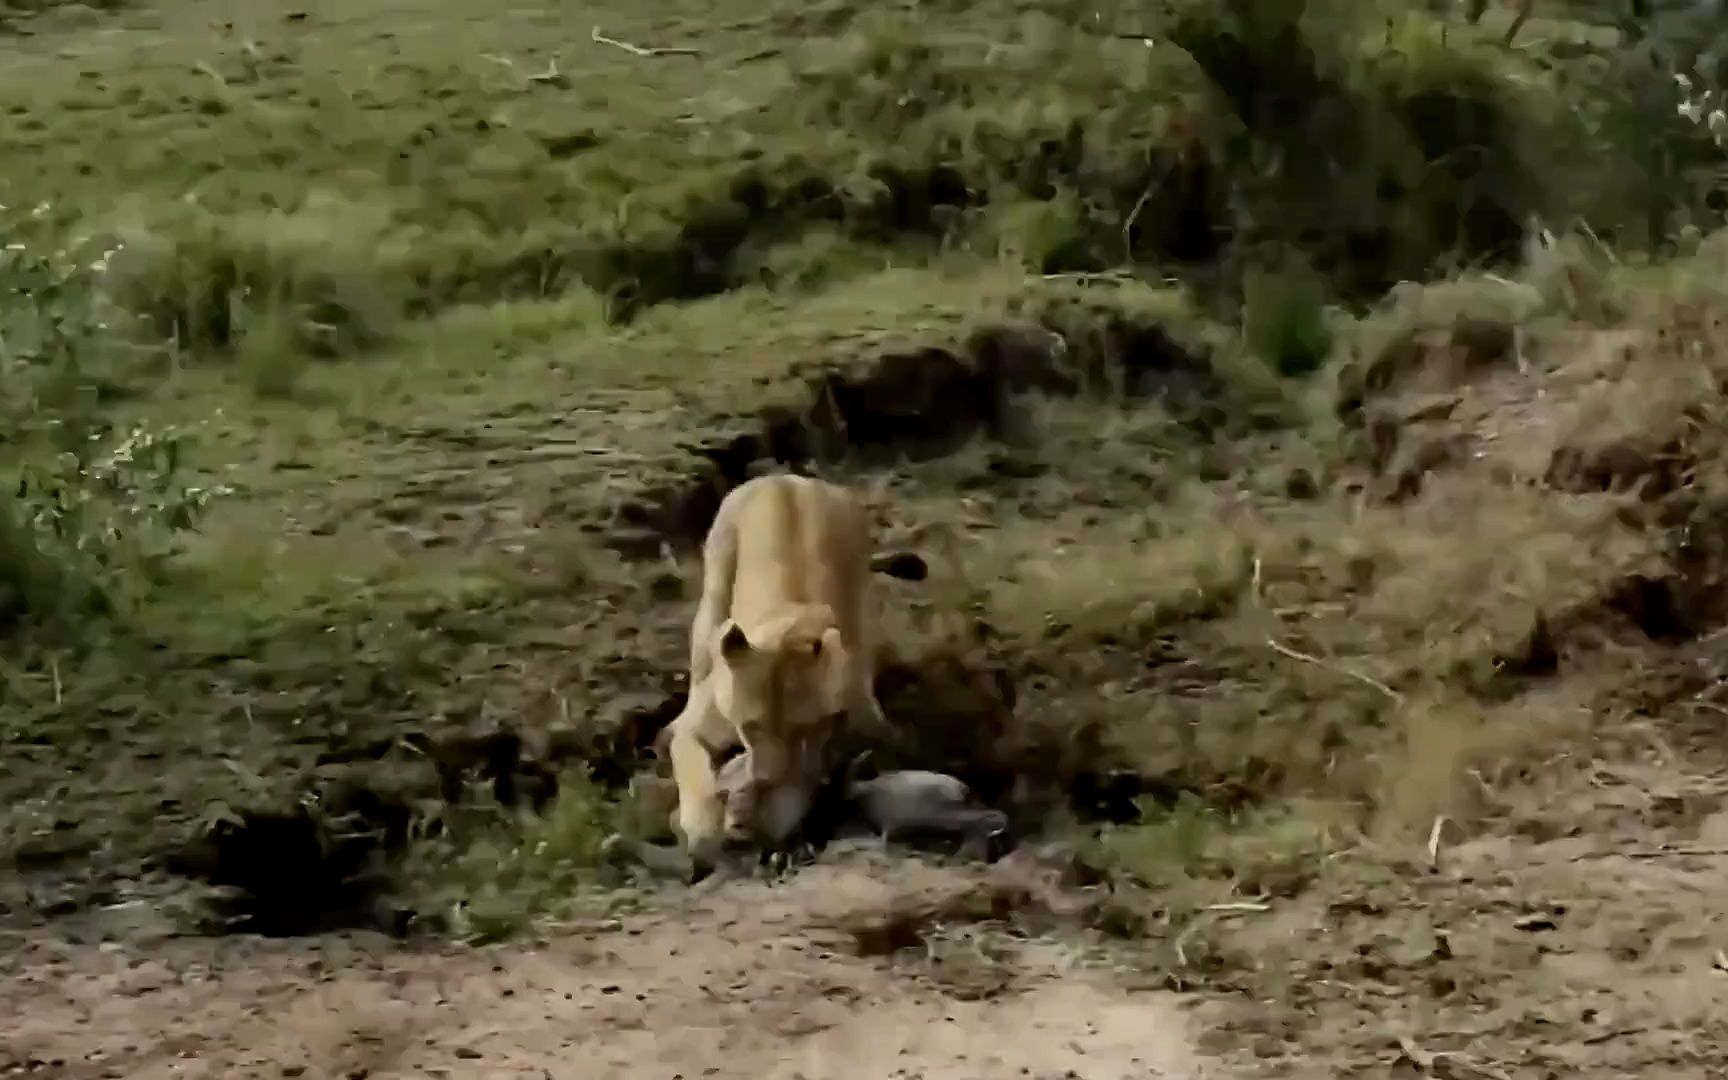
top-left (2, 855), bottom-right (1225, 1080)
top-left (1199, 737), bottom-right (1728, 1078)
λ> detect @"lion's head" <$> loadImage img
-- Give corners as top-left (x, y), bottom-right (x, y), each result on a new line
top-left (708, 602), bottom-right (850, 787)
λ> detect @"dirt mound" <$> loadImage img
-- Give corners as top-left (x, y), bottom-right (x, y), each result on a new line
top-left (1334, 303), bottom-right (1533, 502)
top-left (1337, 300), bottom-right (1728, 726)
top-left (608, 307), bottom-right (1226, 558)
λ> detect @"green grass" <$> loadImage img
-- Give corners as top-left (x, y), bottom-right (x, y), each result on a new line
top-left (407, 768), bottom-right (627, 943)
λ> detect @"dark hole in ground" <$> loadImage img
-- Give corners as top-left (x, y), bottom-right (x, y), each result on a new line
top-left (165, 808), bottom-right (385, 937)
top-left (164, 724), bottom-right (582, 937)
top-left (592, 686), bottom-right (690, 790)
top-left (1609, 574), bottom-right (1692, 644)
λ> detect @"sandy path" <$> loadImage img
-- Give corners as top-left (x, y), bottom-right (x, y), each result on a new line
top-left (2, 856), bottom-right (1227, 1080)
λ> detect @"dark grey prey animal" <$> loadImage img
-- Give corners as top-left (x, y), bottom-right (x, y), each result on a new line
top-left (601, 752), bottom-right (1007, 882)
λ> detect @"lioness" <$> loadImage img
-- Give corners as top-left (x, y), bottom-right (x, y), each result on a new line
top-left (664, 473), bottom-right (887, 869)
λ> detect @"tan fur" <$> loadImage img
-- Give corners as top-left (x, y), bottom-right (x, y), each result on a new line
top-left (664, 473), bottom-right (886, 866)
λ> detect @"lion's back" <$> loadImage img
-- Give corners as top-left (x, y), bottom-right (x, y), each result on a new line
top-left (723, 473), bottom-right (873, 630)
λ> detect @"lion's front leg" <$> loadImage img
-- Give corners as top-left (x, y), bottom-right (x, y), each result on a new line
top-left (666, 682), bottom-right (738, 870)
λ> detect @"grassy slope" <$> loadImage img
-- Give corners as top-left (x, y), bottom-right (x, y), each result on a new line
top-left (0, 0), bottom-right (1223, 894)
top-left (0, 0), bottom-right (1631, 913)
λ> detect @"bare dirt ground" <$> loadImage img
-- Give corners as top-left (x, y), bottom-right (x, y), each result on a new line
top-left (4, 854), bottom-right (1225, 1080)
top-left (12, 751), bottom-right (1728, 1080)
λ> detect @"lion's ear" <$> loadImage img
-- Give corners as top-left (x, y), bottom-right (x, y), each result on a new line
top-left (718, 620), bottom-right (753, 665)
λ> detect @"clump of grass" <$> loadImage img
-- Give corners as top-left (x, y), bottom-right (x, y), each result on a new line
top-left (948, 473), bottom-right (1648, 850)
top-left (397, 290), bottom-right (612, 365)
top-left (1243, 265), bottom-right (1334, 378)
top-left (106, 193), bottom-right (410, 360)
top-left (414, 768), bottom-right (623, 944)
top-left (732, 225), bottom-right (899, 293)
top-left (1098, 795), bottom-right (1333, 907)
top-left (972, 515), bottom-right (1254, 646)
top-left (977, 195), bottom-right (1094, 273)
top-left (1333, 270), bottom-right (1546, 414)
top-left (1369, 691), bottom-right (1593, 840)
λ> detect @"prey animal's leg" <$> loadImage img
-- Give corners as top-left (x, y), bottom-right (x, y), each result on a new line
top-left (752, 780), bottom-right (815, 849)
top-left (952, 809), bottom-right (1010, 861)
top-left (600, 834), bottom-right (695, 881)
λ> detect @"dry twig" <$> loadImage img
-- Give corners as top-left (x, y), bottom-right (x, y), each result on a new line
top-left (1205, 902), bottom-right (1270, 914)
top-left (1264, 638), bottom-right (1404, 703)
top-left (591, 26), bottom-right (700, 57)
top-left (482, 53), bottom-right (570, 88)
top-left (1393, 1035), bottom-right (1513, 1080)
top-left (1426, 815), bottom-right (1447, 868)
top-left (1568, 845), bottom-right (1728, 862)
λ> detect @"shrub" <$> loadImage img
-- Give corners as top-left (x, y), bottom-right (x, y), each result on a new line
top-left (1164, 1), bottom-right (1582, 290)
top-left (0, 217), bottom-right (225, 630)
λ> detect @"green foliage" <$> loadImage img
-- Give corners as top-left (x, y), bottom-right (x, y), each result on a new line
top-left (1098, 794), bottom-right (1328, 901)
top-left (0, 215), bottom-right (113, 423)
top-left (1243, 266), bottom-right (1334, 377)
top-left (420, 769), bottom-right (624, 944)
top-left (4, 423), bottom-right (228, 625)
top-left (0, 218), bottom-right (226, 630)
top-left (1163, 2), bottom-right (1584, 291)
top-left (979, 195), bottom-right (1095, 272)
